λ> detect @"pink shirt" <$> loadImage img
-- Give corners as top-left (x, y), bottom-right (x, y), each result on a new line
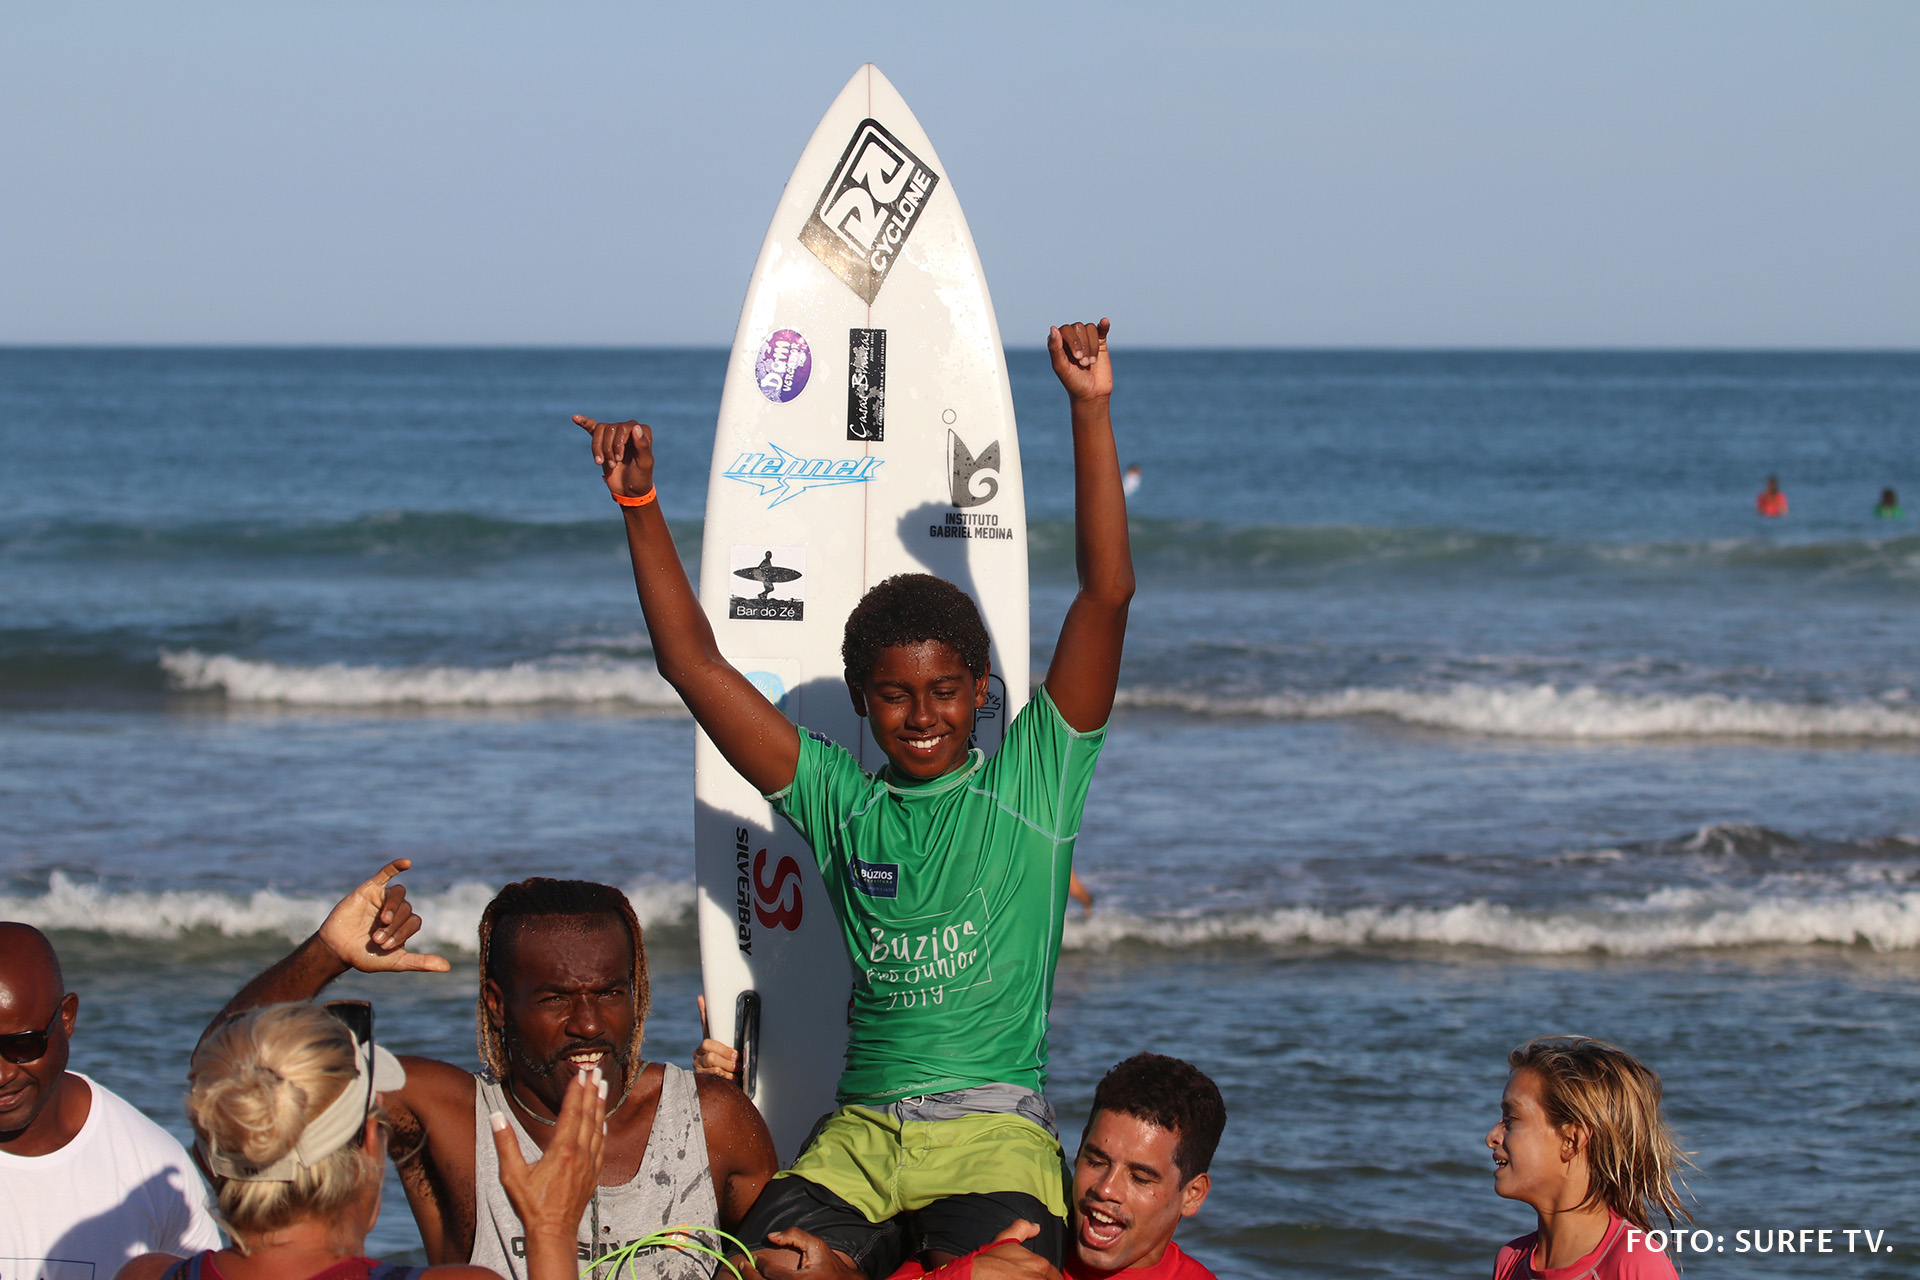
top-left (1493, 1214), bottom-right (1679, 1280)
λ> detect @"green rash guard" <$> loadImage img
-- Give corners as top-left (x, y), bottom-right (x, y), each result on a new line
top-left (766, 685), bottom-right (1106, 1105)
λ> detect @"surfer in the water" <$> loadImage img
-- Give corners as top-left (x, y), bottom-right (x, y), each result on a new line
top-left (572, 317), bottom-right (1132, 1278)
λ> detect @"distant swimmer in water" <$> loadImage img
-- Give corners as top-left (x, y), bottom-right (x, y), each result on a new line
top-left (1122, 464), bottom-right (1142, 498)
top-left (1069, 868), bottom-right (1094, 912)
top-left (1756, 475), bottom-right (1787, 518)
top-left (1874, 487), bottom-right (1903, 518)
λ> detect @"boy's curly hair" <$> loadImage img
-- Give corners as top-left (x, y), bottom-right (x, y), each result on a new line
top-left (842, 574), bottom-right (990, 683)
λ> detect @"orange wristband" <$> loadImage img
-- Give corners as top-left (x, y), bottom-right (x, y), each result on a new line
top-left (612, 487), bottom-right (657, 508)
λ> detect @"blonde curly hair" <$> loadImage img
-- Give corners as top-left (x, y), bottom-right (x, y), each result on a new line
top-left (188, 1003), bottom-right (383, 1245)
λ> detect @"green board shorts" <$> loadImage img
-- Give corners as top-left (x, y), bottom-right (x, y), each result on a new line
top-left (778, 1104), bottom-right (1069, 1223)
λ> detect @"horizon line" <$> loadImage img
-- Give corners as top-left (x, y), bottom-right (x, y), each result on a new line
top-left (4, 342), bottom-right (1919, 355)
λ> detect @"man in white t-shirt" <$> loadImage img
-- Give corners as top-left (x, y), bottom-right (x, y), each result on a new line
top-left (0, 923), bottom-right (222, 1278)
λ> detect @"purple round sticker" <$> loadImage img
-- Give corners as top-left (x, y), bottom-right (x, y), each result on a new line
top-left (755, 329), bottom-right (812, 403)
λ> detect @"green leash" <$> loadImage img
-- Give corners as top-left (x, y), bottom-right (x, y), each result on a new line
top-left (581, 1225), bottom-right (756, 1280)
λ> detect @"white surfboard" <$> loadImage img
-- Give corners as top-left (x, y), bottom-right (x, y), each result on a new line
top-left (693, 64), bottom-right (1029, 1163)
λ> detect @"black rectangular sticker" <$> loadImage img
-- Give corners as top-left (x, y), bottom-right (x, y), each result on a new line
top-left (847, 328), bottom-right (885, 441)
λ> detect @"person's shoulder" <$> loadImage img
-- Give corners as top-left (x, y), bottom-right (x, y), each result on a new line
top-left (807, 726), bottom-right (873, 774)
top-left (390, 1056), bottom-right (479, 1123)
top-left (1491, 1233), bottom-right (1536, 1279)
top-left (1603, 1228), bottom-right (1679, 1280)
top-left (420, 1266), bottom-right (503, 1280)
top-left (69, 1074), bottom-right (194, 1162)
top-left (1020, 682), bottom-right (1107, 741)
top-left (114, 1252), bottom-right (189, 1280)
top-left (1163, 1241), bottom-right (1219, 1280)
top-left (777, 725), bottom-right (873, 790)
top-left (396, 1054), bottom-right (480, 1093)
top-left (691, 1069), bottom-right (776, 1163)
top-left (692, 1068), bottom-right (757, 1123)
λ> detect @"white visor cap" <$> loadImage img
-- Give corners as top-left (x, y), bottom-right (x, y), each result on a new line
top-left (203, 1038), bottom-right (405, 1182)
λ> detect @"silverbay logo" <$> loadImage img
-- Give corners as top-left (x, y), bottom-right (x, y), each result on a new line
top-left (800, 120), bottom-right (939, 304)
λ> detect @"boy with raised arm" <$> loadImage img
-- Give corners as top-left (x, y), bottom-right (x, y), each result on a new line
top-left (574, 318), bottom-right (1131, 1278)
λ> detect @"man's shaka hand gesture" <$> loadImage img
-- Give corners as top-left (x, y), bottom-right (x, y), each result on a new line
top-left (316, 858), bottom-right (452, 973)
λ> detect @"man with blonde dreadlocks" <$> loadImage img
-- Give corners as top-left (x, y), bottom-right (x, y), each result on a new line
top-left (204, 860), bottom-right (778, 1278)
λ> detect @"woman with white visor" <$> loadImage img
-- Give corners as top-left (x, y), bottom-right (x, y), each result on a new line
top-left (117, 1000), bottom-right (605, 1280)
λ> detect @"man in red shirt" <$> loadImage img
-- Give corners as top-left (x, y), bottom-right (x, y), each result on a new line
top-left (743, 1054), bottom-right (1226, 1280)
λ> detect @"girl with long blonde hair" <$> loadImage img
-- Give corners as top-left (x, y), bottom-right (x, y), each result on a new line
top-left (1486, 1036), bottom-right (1692, 1279)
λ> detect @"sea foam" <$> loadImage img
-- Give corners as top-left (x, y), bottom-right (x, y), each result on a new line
top-left (1061, 890), bottom-right (1920, 955)
top-left (161, 649), bottom-right (686, 708)
top-left (1115, 682), bottom-right (1920, 740)
top-left (9, 874), bottom-right (1915, 957)
top-left (0, 872), bottom-right (694, 951)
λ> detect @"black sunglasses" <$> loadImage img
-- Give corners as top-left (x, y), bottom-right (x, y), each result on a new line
top-left (0, 1005), bottom-right (63, 1065)
top-left (323, 999), bottom-right (377, 1121)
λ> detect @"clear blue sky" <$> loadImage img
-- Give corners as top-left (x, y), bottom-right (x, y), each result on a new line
top-left (4, 1), bottom-right (1916, 347)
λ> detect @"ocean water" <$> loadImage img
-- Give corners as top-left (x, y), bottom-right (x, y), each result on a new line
top-left (3, 348), bottom-right (1918, 1276)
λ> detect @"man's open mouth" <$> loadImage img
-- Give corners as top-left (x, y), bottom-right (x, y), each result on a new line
top-left (544, 1042), bottom-right (619, 1075)
top-left (1079, 1205), bottom-right (1126, 1250)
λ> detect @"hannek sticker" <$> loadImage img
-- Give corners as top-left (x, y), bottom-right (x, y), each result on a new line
top-left (756, 330), bottom-right (812, 403)
top-left (729, 545), bottom-right (806, 621)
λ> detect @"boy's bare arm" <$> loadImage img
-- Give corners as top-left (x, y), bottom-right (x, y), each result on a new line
top-left (573, 415), bottom-right (799, 795)
top-left (1042, 319), bottom-right (1135, 733)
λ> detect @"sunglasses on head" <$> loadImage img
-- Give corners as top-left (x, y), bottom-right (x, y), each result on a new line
top-left (0, 1006), bottom-right (62, 1065)
top-left (322, 999), bottom-right (377, 1121)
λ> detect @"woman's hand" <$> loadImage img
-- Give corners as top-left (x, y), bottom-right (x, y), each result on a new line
top-left (492, 1065), bottom-right (607, 1279)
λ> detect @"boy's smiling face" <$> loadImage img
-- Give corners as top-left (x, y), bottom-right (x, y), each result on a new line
top-left (849, 640), bottom-right (989, 780)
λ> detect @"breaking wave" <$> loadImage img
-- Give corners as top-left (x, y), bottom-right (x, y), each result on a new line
top-left (0, 873), bottom-right (695, 952)
top-left (161, 650), bottom-right (686, 708)
top-left (1061, 889), bottom-right (1920, 956)
top-left (9, 873), bottom-right (1916, 958)
top-left (1115, 682), bottom-right (1920, 740)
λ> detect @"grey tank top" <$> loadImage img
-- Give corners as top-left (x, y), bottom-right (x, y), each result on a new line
top-left (471, 1063), bottom-right (721, 1280)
